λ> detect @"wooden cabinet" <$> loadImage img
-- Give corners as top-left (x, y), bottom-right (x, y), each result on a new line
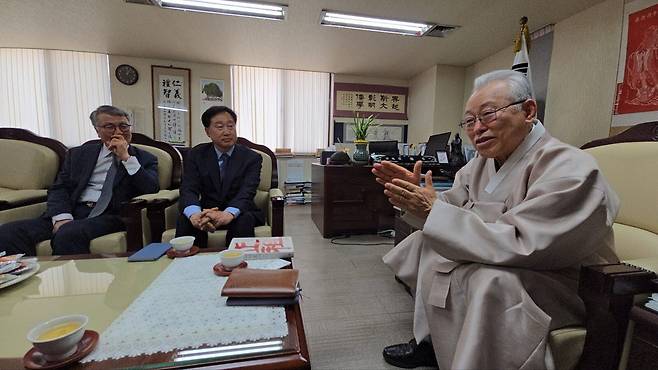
top-left (311, 164), bottom-right (393, 237)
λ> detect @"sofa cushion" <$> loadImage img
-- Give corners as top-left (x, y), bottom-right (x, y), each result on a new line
top-left (549, 327), bottom-right (586, 370)
top-left (585, 142), bottom-right (658, 236)
top-left (614, 223), bottom-right (658, 261)
top-left (36, 231), bottom-right (128, 256)
top-left (134, 144), bottom-right (172, 190)
top-left (0, 139), bottom-right (60, 190)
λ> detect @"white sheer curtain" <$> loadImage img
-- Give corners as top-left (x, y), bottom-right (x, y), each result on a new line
top-left (0, 48), bottom-right (111, 146)
top-left (231, 65), bottom-right (330, 153)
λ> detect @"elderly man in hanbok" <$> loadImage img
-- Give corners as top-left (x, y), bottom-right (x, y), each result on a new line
top-left (373, 70), bottom-right (620, 370)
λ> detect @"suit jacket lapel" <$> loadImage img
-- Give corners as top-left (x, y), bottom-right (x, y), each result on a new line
top-left (74, 143), bottom-right (102, 200)
top-left (208, 144), bottom-right (223, 196)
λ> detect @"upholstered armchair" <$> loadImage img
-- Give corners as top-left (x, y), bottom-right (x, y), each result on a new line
top-left (0, 128), bottom-right (67, 225)
top-left (130, 133), bottom-right (183, 244)
top-left (158, 137), bottom-right (284, 248)
top-left (549, 122), bottom-right (658, 370)
top-left (35, 135), bottom-right (177, 255)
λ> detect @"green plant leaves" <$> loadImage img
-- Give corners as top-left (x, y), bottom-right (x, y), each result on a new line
top-left (352, 112), bottom-right (377, 141)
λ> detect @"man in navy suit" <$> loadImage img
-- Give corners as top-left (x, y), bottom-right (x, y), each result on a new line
top-left (176, 106), bottom-right (265, 248)
top-left (0, 105), bottom-right (159, 255)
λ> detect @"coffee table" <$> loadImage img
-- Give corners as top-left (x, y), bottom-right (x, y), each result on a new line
top-left (0, 253), bottom-right (310, 369)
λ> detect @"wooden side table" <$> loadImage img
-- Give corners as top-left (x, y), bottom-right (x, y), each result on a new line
top-left (627, 304), bottom-right (658, 370)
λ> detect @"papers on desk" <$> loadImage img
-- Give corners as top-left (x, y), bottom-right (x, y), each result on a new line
top-left (645, 293), bottom-right (658, 312)
top-left (229, 237), bottom-right (294, 259)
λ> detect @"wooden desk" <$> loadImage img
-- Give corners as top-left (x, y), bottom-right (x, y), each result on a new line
top-left (311, 163), bottom-right (452, 238)
top-left (312, 164), bottom-right (392, 238)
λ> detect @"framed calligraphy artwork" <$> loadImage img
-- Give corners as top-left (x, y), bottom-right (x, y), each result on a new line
top-left (152, 65), bottom-right (192, 147)
top-left (333, 83), bottom-right (408, 120)
top-left (612, 0), bottom-right (658, 129)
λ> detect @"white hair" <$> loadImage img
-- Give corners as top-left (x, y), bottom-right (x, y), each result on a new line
top-left (472, 70), bottom-right (533, 104)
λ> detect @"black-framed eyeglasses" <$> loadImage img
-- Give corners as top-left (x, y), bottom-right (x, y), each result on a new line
top-left (459, 99), bottom-right (527, 130)
top-left (97, 123), bottom-right (132, 132)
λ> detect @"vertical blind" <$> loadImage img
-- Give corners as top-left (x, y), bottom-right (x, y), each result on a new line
top-left (231, 65), bottom-right (330, 153)
top-left (0, 48), bottom-right (111, 146)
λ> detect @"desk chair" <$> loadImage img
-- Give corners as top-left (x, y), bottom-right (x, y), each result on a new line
top-left (158, 137), bottom-right (284, 248)
top-left (549, 122), bottom-right (658, 370)
top-left (0, 128), bottom-right (67, 225)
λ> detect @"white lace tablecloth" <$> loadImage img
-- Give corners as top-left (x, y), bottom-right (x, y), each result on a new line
top-left (82, 255), bottom-right (291, 362)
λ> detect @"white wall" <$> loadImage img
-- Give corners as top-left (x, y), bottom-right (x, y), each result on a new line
top-left (543, 0), bottom-right (623, 147)
top-left (407, 65), bottom-right (437, 145)
top-left (109, 55), bottom-right (231, 147)
top-left (435, 65), bottom-right (466, 138)
top-left (462, 0), bottom-right (624, 147)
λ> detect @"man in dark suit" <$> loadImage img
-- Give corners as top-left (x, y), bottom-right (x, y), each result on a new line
top-left (0, 105), bottom-right (159, 255)
top-left (176, 106), bottom-right (264, 248)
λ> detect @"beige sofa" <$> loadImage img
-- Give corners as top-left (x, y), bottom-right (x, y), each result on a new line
top-left (548, 122), bottom-right (658, 370)
top-left (0, 128), bottom-right (67, 226)
top-left (35, 135), bottom-right (180, 255)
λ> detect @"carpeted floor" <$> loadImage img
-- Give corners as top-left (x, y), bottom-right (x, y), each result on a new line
top-left (286, 204), bottom-right (436, 370)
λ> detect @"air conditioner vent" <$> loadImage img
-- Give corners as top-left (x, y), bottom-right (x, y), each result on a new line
top-left (424, 24), bottom-right (459, 38)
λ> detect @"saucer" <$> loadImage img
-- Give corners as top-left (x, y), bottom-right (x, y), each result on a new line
top-left (213, 261), bottom-right (248, 276)
top-left (166, 246), bottom-right (200, 259)
top-left (23, 330), bottom-right (99, 370)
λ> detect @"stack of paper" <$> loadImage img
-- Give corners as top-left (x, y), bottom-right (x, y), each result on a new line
top-left (645, 293), bottom-right (658, 312)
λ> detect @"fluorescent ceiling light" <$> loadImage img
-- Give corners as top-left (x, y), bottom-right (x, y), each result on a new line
top-left (159, 0), bottom-right (287, 20)
top-left (320, 10), bottom-right (434, 36)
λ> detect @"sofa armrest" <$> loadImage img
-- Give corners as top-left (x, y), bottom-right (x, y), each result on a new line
top-left (119, 198), bottom-right (148, 252)
top-left (578, 263), bottom-right (657, 370)
top-left (0, 189), bottom-right (48, 210)
top-left (270, 188), bottom-right (284, 236)
top-left (136, 190), bottom-right (180, 243)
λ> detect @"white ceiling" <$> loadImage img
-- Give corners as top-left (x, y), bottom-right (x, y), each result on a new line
top-left (0, 0), bottom-right (606, 79)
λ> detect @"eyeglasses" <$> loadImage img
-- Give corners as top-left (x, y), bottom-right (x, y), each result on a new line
top-left (97, 123), bottom-right (132, 132)
top-left (459, 99), bottom-right (527, 130)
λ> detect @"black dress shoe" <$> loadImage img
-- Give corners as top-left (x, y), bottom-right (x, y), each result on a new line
top-left (382, 338), bottom-right (438, 368)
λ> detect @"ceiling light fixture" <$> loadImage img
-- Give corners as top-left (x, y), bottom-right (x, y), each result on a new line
top-left (159, 0), bottom-right (287, 20)
top-left (320, 10), bottom-right (435, 36)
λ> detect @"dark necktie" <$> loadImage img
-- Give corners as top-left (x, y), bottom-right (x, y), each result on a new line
top-left (219, 153), bottom-right (229, 173)
top-left (89, 155), bottom-right (118, 218)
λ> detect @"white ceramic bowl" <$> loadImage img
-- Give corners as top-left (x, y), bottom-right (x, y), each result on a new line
top-left (27, 314), bottom-right (88, 361)
top-left (220, 250), bottom-right (245, 268)
top-left (170, 236), bottom-right (195, 252)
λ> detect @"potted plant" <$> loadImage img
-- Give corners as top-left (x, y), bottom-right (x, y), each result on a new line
top-left (352, 112), bottom-right (377, 165)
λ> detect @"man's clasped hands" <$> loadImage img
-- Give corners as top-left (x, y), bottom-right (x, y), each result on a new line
top-left (189, 208), bottom-right (235, 232)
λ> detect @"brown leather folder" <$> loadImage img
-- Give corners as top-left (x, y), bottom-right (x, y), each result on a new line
top-left (221, 268), bottom-right (299, 298)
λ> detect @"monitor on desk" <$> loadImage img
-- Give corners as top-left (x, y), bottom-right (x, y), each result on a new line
top-left (423, 132), bottom-right (451, 161)
top-left (369, 140), bottom-right (399, 156)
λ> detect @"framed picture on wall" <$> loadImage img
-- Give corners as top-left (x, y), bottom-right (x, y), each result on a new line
top-left (151, 65), bottom-right (192, 147)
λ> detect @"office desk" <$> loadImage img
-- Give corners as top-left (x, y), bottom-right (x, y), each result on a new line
top-left (311, 164), bottom-right (392, 238)
top-left (311, 163), bottom-right (453, 238)
top-left (0, 253), bottom-right (310, 370)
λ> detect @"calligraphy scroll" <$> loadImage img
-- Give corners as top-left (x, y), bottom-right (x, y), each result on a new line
top-left (152, 66), bottom-right (192, 147)
top-left (334, 83), bottom-right (408, 120)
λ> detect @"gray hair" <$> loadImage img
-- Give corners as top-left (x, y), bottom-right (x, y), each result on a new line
top-left (89, 105), bottom-right (130, 127)
top-left (472, 70), bottom-right (533, 103)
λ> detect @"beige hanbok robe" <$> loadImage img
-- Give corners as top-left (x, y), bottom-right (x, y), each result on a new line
top-left (383, 122), bottom-right (620, 370)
